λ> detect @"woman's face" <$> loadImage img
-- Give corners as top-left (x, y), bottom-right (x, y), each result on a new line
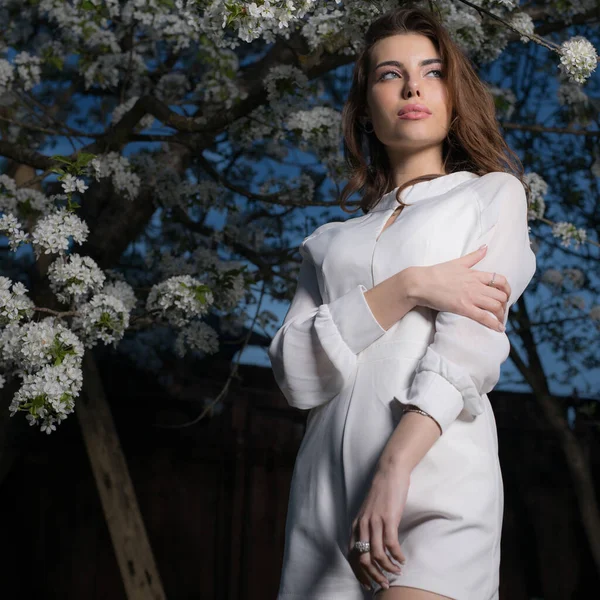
top-left (365, 33), bottom-right (451, 153)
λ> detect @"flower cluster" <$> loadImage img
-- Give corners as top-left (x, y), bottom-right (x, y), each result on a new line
top-left (61, 174), bottom-right (89, 195)
top-left (0, 174), bottom-right (54, 217)
top-left (72, 293), bottom-right (131, 348)
top-left (264, 64), bottom-right (309, 104)
top-left (146, 275), bottom-right (214, 327)
top-left (559, 36), bottom-right (598, 84)
top-left (523, 172), bottom-right (548, 221)
top-left (508, 12), bottom-right (534, 44)
top-left (14, 51), bottom-right (42, 90)
top-left (174, 320), bottom-right (220, 358)
top-left (47, 253), bottom-right (106, 305)
top-left (31, 208), bottom-right (90, 257)
top-left (219, 0), bottom-right (320, 44)
top-left (3, 319), bottom-right (85, 434)
top-left (0, 277), bottom-right (34, 326)
top-left (0, 213), bottom-right (29, 250)
top-left (89, 152), bottom-right (141, 200)
top-left (551, 221), bottom-right (587, 249)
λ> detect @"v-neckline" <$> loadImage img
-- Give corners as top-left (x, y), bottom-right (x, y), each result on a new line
top-left (375, 205), bottom-right (404, 243)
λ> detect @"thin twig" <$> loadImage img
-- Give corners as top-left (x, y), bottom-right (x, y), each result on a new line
top-left (156, 281), bottom-right (268, 429)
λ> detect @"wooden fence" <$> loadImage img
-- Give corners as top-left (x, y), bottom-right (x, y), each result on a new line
top-left (0, 354), bottom-right (598, 599)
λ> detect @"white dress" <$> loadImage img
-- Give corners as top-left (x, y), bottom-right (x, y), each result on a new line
top-left (268, 170), bottom-right (536, 600)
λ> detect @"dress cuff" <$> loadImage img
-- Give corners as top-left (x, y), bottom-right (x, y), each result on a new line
top-left (405, 370), bottom-right (464, 434)
top-left (326, 284), bottom-right (386, 355)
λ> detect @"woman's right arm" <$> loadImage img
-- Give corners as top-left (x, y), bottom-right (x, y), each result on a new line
top-left (267, 253), bottom-right (417, 410)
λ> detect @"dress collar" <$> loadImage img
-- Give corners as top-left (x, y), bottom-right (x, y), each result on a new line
top-left (370, 170), bottom-right (480, 212)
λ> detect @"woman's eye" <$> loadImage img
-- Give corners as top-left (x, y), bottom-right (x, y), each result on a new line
top-left (378, 70), bottom-right (399, 81)
top-left (378, 69), bottom-right (444, 81)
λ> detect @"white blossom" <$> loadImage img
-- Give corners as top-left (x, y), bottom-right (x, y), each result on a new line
top-left (286, 105), bottom-right (344, 180)
top-left (219, 0), bottom-right (318, 45)
top-left (89, 151), bottom-right (141, 200)
top-left (557, 81), bottom-right (590, 107)
top-left (146, 275), bottom-right (214, 327)
top-left (101, 279), bottom-right (138, 312)
top-left (47, 253), bottom-right (106, 304)
top-left (31, 208), bottom-right (90, 256)
top-left (558, 36), bottom-right (598, 84)
top-left (72, 293), bottom-right (131, 348)
top-left (0, 174), bottom-right (55, 217)
top-left (17, 319), bottom-right (85, 373)
top-left (523, 172), bottom-right (547, 220)
top-left (508, 12), bottom-right (534, 44)
top-left (9, 353), bottom-right (82, 434)
top-left (0, 277), bottom-right (34, 325)
top-left (0, 213), bottom-right (30, 250)
top-left (0, 58), bottom-right (15, 93)
top-left (0, 323), bottom-right (23, 373)
top-left (174, 320), bottom-right (219, 357)
top-left (14, 51), bottom-right (42, 90)
top-left (552, 221), bottom-right (587, 249)
top-left (61, 174), bottom-right (89, 195)
top-left (287, 106), bottom-right (341, 149)
top-left (264, 64), bottom-right (308, 103)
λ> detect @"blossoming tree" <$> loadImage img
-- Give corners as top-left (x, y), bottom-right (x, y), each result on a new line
top-left (0, 0), bottom-right (598, 595)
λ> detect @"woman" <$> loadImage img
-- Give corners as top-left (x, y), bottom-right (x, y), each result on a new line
top-left (268, 6), bottom-right (536, 600)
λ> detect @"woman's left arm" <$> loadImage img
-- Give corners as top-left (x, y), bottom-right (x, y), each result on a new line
top-left (348, 173), bottom-right (537, 590)
top-left (392, 172), bottom-right (537, 438)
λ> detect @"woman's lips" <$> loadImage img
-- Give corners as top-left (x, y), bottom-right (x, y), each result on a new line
top-left (398, 111), bottom-right (432, 120)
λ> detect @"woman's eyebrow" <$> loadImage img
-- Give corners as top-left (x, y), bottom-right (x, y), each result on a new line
top-left (373, 58), bottom-right (443, 71)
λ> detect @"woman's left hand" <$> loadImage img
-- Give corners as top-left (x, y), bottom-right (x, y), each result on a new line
top-left (347, 464), bottom-right (409, 591)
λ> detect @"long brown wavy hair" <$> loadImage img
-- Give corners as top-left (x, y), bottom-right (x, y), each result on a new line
top-left (339, 5), bottom-right (528, 214)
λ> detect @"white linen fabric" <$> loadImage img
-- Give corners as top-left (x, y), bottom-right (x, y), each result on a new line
top-left (268, 171), bottom-right (536, 600)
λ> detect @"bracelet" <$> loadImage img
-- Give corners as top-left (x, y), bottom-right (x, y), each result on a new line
top-left (402, 404), bottom-right (442, 436)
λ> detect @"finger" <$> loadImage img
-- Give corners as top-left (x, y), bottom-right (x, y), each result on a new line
top-left (474, 296), bottom-right (505, 325)
top-left (355, 521), bottom-right (382, 590)
top-left (363, 519), bottom-right (390, 589)
top-left (383, 519), bottom-right (406, 570)
top-left (347, 524), bottom-right (373, 590)
top-left (355, 519), bottom-right (386, 590)
top-left (468, 306), bottom-right (505, 332)
top-left (457, 244), bottom-right (487, 267)
top-left (478, 271), bottom-right (511, 300)
top-left (371, 521), bottom-right (400, 573)
top-left (477, 281), bottom-right (509, 306)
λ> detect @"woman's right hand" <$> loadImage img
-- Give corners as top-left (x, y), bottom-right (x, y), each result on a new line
top-left (410, 245), bottom-right (512, 332)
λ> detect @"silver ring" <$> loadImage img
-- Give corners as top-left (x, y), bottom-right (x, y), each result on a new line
top-left (354, 540), bottom-right (371, 553)
top-left (488, 272), bottom-right (496, 287)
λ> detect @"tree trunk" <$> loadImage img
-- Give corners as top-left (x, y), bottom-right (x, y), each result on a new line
top-left (513, 296), bottom-right (600, 575)
top-left (77, 351), bottom-right (166, 600)
top-left (535, 391), bottom-right (600, 573)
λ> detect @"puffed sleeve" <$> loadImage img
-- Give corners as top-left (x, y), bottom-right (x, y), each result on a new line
top-left (267, 235), bottom-right (387, 410)
top-left (400, 173), bottom-right (536, 433)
